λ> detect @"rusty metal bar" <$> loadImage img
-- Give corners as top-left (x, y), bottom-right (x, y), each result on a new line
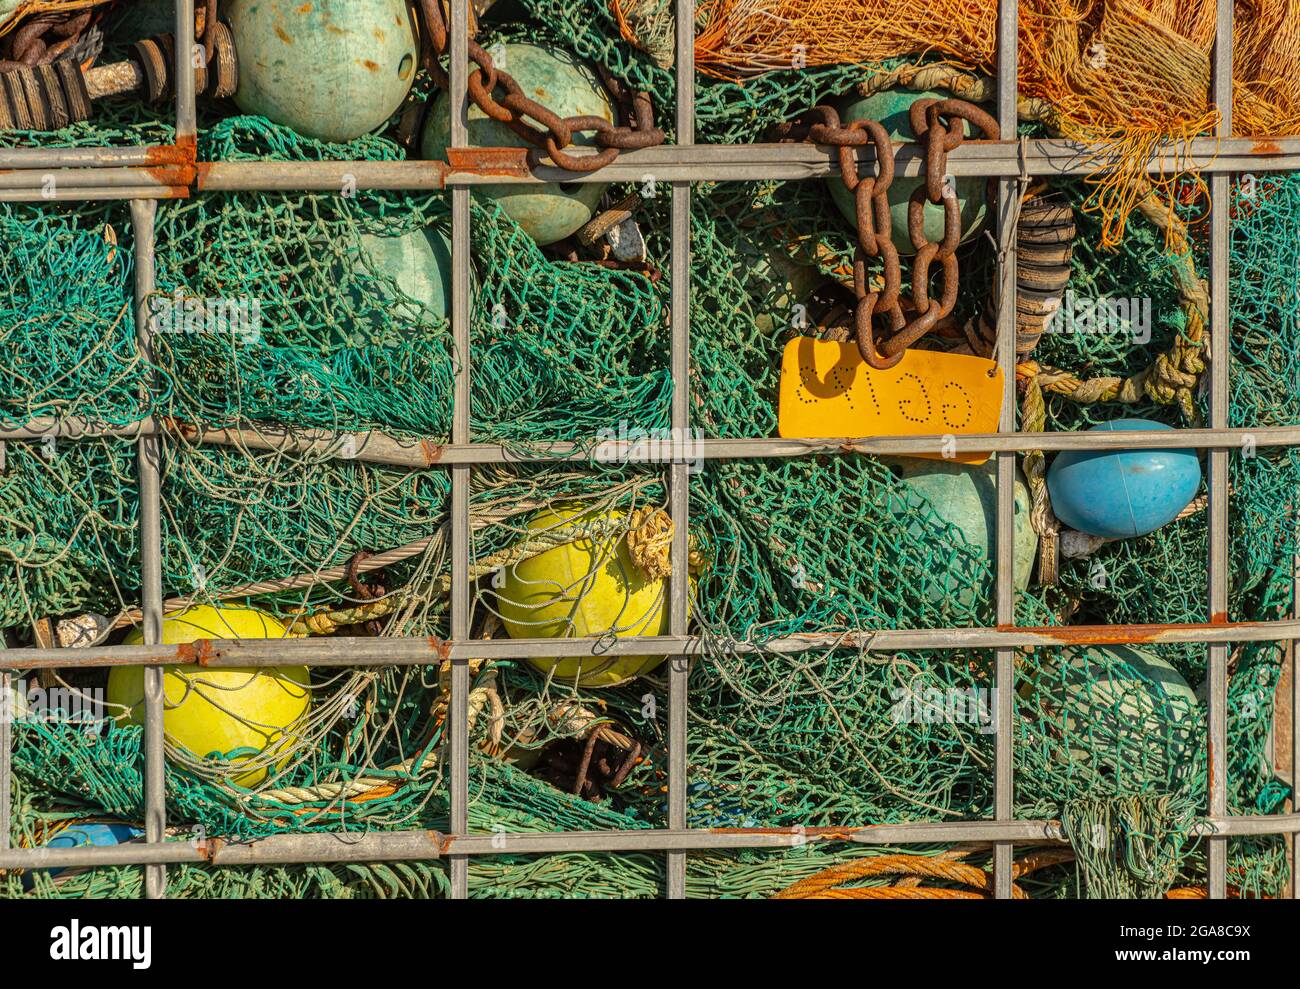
top-left (12, 622), bottom-right (1300, 673)
top-left (9, 811), bottom-right (1300, 873)
top-left (2, 134), bottom-right (1295, 203)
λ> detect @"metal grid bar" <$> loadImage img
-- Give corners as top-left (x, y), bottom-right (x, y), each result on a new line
top-left (992, 0), bottom-right (1019, 900)
top-left (1, 1), bottom-right (1296, 899)
top-left (130, 197), bottom-right (167, 900)
top-left (664, 0), bottom-right (696, 900)
top-left (0, 667), bottom-right (9, 859)
top-left (1206, 0), bottom-right (1234, 901)
top-left (8, 809), bottom-right (1300, 872)
top-left (175, 0), bottom-right (197, 142)
top-left (448, 0), bottom-right (473, 902)
top-left (16, 623), bottom-right (1300, 669)
top-left (14, 420), bottom-right (1300, 459)
top-left (5, 135), bottom-right (1300, 191)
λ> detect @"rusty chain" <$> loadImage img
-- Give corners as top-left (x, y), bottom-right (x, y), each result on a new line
top-left (0, 8), bottom-right (99, 73)
top-left (776, 98), bottom-right (999, 369)
top-left (414, 0), bottom-right (663, 173)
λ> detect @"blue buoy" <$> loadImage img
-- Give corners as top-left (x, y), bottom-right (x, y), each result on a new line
top-left (1047, 419), bottom-right (1202, 539)
top-left (22, 821), bottom-right (144, 890)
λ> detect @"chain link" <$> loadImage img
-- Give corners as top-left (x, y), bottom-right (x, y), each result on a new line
top-left (415, 0), bottom-right (663, 173)
top-left (777, 98), bottom-right (999, 369)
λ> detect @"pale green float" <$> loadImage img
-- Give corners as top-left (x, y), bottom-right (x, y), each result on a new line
top-left (225, 0), bottom-right (419, 143)
top-left (1033, 646), bottom-right (1199, 785)
top-left (893, 457), bottom-right (1038, 605)
top-left (422, 42), bottom-right (613, 246)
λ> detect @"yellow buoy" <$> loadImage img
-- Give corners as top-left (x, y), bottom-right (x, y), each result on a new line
top-left (497, 506), bottom-right (674, 687)
top-left (107, 606), bottom-right (311, 788)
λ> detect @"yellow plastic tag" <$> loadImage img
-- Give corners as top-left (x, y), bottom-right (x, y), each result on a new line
top-left (777, 337), bottom-right (1003, 464)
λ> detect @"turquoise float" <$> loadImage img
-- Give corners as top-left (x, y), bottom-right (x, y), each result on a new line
top-left (894, 458), bottom-right (1038, 602)
top-left (422, 42), bottom-right (613, 246)
top-left (827, 88), bottom-right (990, 256)
top-left (1033, 646), bottom-right (1198, 784)
top-left (1047, 419), bottom-right (1202, 539)
top-left (225, 0), bottom-right (419, 143)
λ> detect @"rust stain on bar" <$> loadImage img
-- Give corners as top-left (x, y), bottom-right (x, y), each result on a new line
top-left (427, 636), bottom-right (453, 661)
top-left (434, 831), bottom-right (453, 854)
top-left (143, 141), bottom-right (197, 190)
top-left (1252, 140), bottom-right (1282, 154)
top-left (419, 440), bottom-right (445, 465)
top-left (178, 639), bottom-right (217, 666)
top-left (1210, 611), bottom-right (1229, 625)
top-left (1002, 620), bottom-right (1249, 644)
top-left (445, 147), bottom-right (531, 177)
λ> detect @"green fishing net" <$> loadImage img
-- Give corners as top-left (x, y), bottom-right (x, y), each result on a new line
top-left (3, 1), bottom-right (1298, 900)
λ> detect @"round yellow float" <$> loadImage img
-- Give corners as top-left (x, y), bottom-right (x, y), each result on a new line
top-left (107, 606), bottom-right (312, 788)
top-left (497, 506), bottom-right (677, 687)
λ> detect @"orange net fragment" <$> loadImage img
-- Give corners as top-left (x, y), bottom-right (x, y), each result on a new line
top-left (613, 0), bottom-right (1300, 248)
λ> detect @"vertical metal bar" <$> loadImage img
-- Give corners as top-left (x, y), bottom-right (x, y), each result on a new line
top-left (1293, 625), bottom-right (1299, 898)
top-left (0, 666), bottom-right (10, 855)
top-left (992, 0), bottom-right (1019, 900)
top-left (448, 0), bottom-right (472, 901)
top-left (665, 0), bottom-right (695, 900)
top-left (174, 0), bottom-right (197, 141)
top-left (1206, 0), bottom-right (1233, 900)
top-left (131, 197), bottom-right (166, 899)
top-left (1293, 536), bottom-right (1299, 898)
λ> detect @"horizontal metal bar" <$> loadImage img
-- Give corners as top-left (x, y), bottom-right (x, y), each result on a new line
top-left (0, 821), bottom-right (1065, 871)
top-left (442, 137), bottom-right (1300, 184)
top-left (3, 418), bottom-right (1295, 463)
top-left (0, 417), bottom-right (158, 442)
top-left (4, 620), bottom-right (1293, 670)
top-left (0, 146), bottom-right (166, 169)
top-left (0, 167), bottom-right (190, 191)
top-left (197, 160), bottom-right (446, 192)
top-left (0, 186), bottom-right (187, 203)
top-left (1198, 813), bottom-right (1300, 837)
top-left (1, 133), bottom-right (1292, 201)
top-left (8, 813), bottom-right (1300, 871)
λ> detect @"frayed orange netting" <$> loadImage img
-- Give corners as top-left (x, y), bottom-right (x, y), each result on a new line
top-left (611, 0), bottom-right (1300, 247)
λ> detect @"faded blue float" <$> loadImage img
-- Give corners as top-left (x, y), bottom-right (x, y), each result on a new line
top-left (1046, 419), bottom-right (1202, 539)
top-left (22, 821), bottom-right (144, 889)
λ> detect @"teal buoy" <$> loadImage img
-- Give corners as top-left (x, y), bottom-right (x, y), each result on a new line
top-left (1035, 646), bottom-right (1198, 784)
top-left (422, 42), bottom-right (613, 246)
top-left (1047, 419), bottom-right (1203, 539)
top-left (895, 458), bottom-right (1038, 603)
top-left (827, 88), bottom-right (990, 256)
top-left (225, 0), bottom-right (418, 143)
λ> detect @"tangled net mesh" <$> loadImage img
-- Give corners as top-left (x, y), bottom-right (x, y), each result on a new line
top-left (2, 0), bottom-right (1298, 899)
